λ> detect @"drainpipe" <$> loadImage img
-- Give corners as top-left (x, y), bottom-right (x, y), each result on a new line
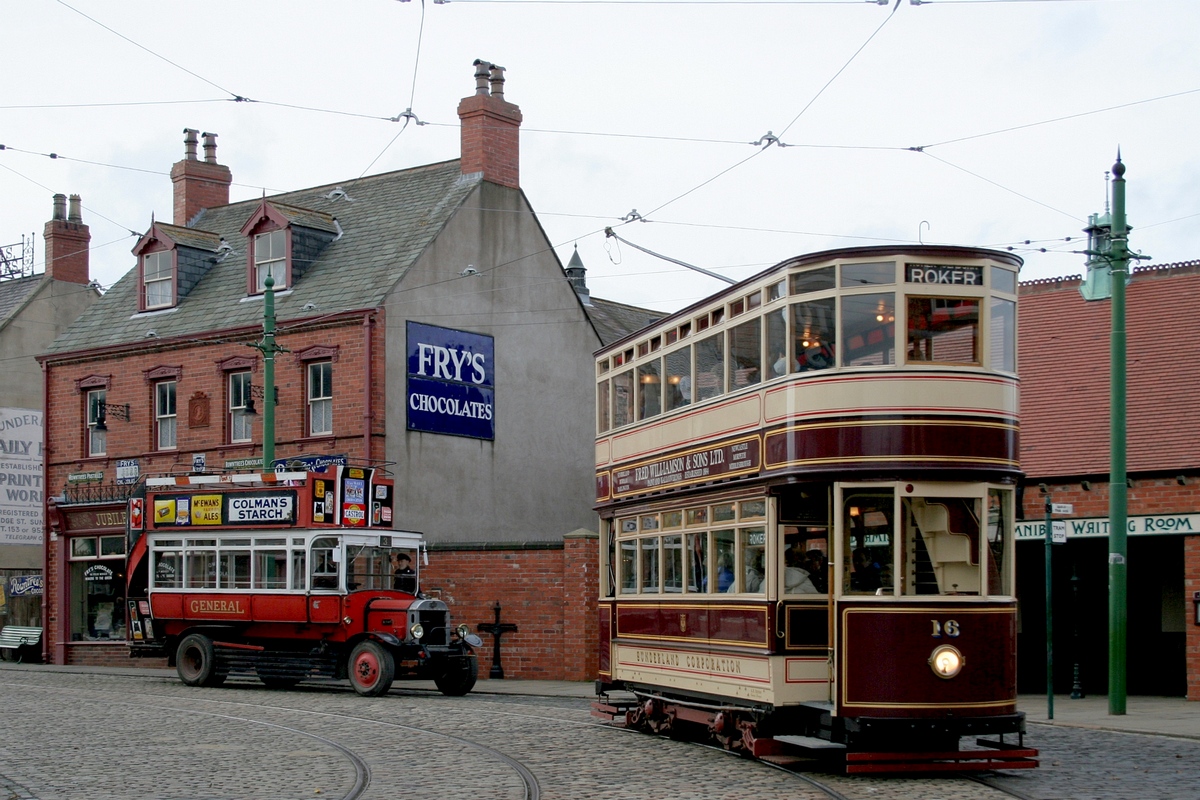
top-left (41, 362), bottom-right (50, 664)
top-left (363, 312), bottom-right (374, 463)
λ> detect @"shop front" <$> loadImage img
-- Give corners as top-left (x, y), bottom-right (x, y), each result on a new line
top-left (47, 498), bottom-right (129, 664)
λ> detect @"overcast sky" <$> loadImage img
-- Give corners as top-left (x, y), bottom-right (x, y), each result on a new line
top-left (4, 0), bottom-right (1197, 313)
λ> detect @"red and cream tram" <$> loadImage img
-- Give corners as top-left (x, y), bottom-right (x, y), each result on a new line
top-left (124, 466), bottom-right (481, 696)
top-left (592, 246), bottom-right (1037, 772)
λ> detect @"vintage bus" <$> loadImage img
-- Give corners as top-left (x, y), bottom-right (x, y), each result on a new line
top-left (125, 466), bottom-right (480, 696)
top-left (592, 246), bottom-right (1037, 772)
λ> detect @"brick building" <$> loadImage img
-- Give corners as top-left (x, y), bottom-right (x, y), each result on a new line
top-left (1015, 261), bottom-right (1200, 700)
top-left (0, 197), bottom-right (100, 634)
top-left (37, 62), bottom-right (654, 674)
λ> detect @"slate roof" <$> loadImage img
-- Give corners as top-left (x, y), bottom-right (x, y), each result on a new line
top-left (0, 274), bottom-right (44, 330)
top-left (1019, 260), bottom-right (1200, 477)
top-left (585, 297), bottom-right (665, 348)
top-left (46, 160), bottom-right (481, 354)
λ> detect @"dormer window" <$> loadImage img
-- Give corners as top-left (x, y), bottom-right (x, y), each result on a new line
top-left (143, 250), bottom-right (175, 309)
top-left (254, 229), bottom-right (287, 292)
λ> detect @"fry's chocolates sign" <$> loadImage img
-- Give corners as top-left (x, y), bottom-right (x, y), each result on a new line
top-left (406, 321), bottom-right (495, 441)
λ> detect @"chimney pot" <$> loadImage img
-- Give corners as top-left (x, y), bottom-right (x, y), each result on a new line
top-left (52, 193), bottom-right (67, 221)
top-left (489, 64), bottom-right (506, 98)
top-left (44, 193), bottom-right (91, 284)
top-left (202, 132), bottom-right (218, 164)
top-left (473, 59), bottom-right (491, 95)
top-left (183, 128), bottom-right (200, 160)
top-left (68, 194), bottom-right (83, 223)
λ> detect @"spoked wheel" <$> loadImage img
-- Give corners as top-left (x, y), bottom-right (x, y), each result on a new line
top-left (348, 640), bottom-right (395, 697)
top-left (176, 633), bottom-right (226, 687)
top-left (434, 654), bottom-right (478, 696)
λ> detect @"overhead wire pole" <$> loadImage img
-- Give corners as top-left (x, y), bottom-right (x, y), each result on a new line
top-left (1107, 154), bottom-right (1129, 716)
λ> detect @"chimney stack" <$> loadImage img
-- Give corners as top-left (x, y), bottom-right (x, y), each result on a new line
top-left (457, 60), bottom-right (522, 189)
top-left (43, 193), bottom-right (91, 284)
top-left (171, 128), bottom-right (232, 225)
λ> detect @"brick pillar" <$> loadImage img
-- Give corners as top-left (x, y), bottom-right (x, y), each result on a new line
top-left (1186, 534), bottom-right (1200, 701)
top-left (457, 60), bottom-right (522, 189)
top-left (42, 193), bottom-right (90, 284)
top-left (562, 530), bottom-right (599, 681)
top-left (171, 129), bottom-right (232, 225)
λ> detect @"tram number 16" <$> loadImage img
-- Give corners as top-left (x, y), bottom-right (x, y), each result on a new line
top-left (931, 619), bottom-right (960, 638)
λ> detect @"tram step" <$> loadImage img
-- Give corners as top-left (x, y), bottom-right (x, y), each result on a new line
top-left (773, 735), bottom-right (847, 751)
top-left (759, 754), bottom-right (823, 768)
top-left (844, 748), bottom-right (1040, 774)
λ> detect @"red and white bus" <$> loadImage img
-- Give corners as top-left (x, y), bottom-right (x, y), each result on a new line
top-left (592, 246), bottom-right (1037, 771)
top-left (125, 466), bottom-right (481, 696)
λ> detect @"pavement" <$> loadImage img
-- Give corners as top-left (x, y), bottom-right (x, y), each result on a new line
top-left (9, 661), bottom-right (1199, 739)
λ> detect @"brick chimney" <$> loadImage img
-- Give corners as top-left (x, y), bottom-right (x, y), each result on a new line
top-left (170, 129), bottom-right (232, 225)
top-left (457, 60), bottom-right (522, 189)
top-left (42, 193), bottom-right (91, 284)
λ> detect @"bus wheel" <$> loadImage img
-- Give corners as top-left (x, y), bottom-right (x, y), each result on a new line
top-left (176, 634), bottom-right (225, 687)
top-left (434, 655), bottom-right (478, 696)
top-left (348, 641), bottom-right (394, 697)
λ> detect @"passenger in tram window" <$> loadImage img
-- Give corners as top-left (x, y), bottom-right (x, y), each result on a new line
top-left (716, 554), bottom-right (735, 593)
top-left (804, 550), bottom-right (828, 593)
top-left (744, 552), bottom-right (764, 593)
top-left (784, 549), bottom-right (818, 594)
top-left (392, 552), bottom-right (417, 592)
top-left (851, 548), bottom-right (881, 592)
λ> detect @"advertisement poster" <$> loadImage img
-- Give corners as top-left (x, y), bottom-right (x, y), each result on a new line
top-left (406, 321), bottom-right (495, 440)
top-left (0, 408), bottom-right (43, 546)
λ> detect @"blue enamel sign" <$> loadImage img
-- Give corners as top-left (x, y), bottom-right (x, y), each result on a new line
top-left (406, 321), bottom-right (495, 440)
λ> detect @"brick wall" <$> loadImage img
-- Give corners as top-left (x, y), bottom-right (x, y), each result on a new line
top-left (1187, 535), bottom-right (1200, 701)
top-left (422, 536), bottom-right (599, 681)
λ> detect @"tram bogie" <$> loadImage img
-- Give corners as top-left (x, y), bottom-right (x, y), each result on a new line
top-left (593, 247), bottom-right (1038, 772)
top-left (124, 467), bottom-right (482, 696)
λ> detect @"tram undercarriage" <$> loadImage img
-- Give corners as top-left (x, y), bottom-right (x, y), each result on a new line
top-left (592, 685), bottom-right (1038, 774)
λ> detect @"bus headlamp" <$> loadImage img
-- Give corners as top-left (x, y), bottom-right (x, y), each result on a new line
top-left (456, 624), bottom-right (469, 639)
top-left (410, 623), bottom-right (424, 640)
top-left (929, 644), bottom-right (964, 679)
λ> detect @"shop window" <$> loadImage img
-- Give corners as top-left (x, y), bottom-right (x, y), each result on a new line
top-left (156, 380), bottom-right (177, 450)
top-left (68, 534), bottom-right (128, 642)
top-left (308, 361), bottom-right (333, 436)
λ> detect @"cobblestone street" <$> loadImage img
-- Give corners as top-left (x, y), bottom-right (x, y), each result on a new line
top-left (1, 666), bottom-right (1198, 800)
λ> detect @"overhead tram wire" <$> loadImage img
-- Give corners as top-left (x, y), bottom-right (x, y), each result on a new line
top-left (916, 150), bottom-right (1083, 221)
top-left (643, 0), bottom-right (903, 219)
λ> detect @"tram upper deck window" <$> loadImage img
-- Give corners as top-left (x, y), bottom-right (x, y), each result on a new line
top-left (792, 298), bottom-right (836, 373)
top-left (767, 278), bottom-right (787, 303)
top-left (597, 380), bottom-right (610, 433)
top-left (990, 297), bottom-right (1016, 373)
top-left (729, 318), bottom-right (762, 389)
top-left (694, 333), bottom-right (724, 401)
top-left (842, 293), bottom-right (895, 367)
top-left (992, 266), bottom-right (1017, 294)
top-left (311, 536), bottom-right (340, 590)
top-left (637, 361), bottom-right (662, 420)
top-left (790, 266), bottom-right (835, 295)
top-left (841, 261), bottom-right (895, 287)
top-left (612, 370), bottom-right (634, 428)
top-left (906, 298), bottom-right (980, 364)
top-left (664, 347), bottom-right (692, 412)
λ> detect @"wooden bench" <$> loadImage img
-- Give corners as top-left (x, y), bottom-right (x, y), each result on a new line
top-left (0, 625), bottom-right (43, 663)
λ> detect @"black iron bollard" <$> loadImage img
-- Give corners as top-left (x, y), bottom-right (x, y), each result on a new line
top-left (477, 601), bottom-right (518, 679)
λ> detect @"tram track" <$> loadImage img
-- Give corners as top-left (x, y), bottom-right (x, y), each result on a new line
top-left (0, 677), bottom-right (541, 800)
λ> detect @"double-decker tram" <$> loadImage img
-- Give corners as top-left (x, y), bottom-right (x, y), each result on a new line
top-left (591, 246), bottom-right (1038, 772)
top-left (124, 466), bottom-right (481, 696)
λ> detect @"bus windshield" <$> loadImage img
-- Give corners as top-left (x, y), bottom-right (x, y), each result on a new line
top-left (345, 543), bottom-right (419, 593)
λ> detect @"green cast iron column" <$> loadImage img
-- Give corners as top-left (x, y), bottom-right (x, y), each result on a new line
top-left (1108, 155), bottom-right (1128, 715)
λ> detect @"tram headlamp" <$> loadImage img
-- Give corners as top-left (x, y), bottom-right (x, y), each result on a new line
top-left (929, 644), bottom-right (964, 679)
top-left (410, 622), bottom-right (424, 641)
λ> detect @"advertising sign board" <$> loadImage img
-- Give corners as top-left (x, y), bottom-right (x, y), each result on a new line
top-left (406, 321), bottom-right (494, 440)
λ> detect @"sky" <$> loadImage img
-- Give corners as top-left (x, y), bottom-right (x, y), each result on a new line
top-left (3, 0), bottom-right (1198, 314)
